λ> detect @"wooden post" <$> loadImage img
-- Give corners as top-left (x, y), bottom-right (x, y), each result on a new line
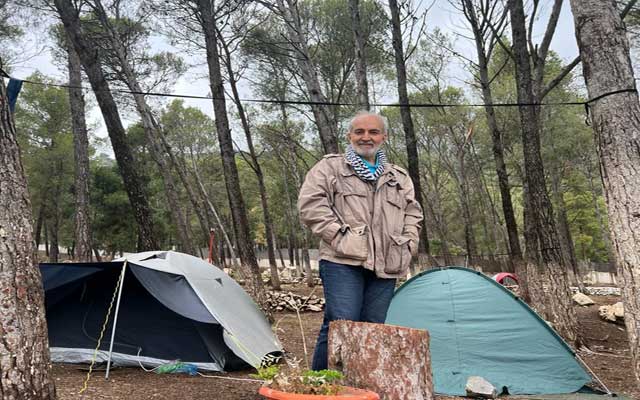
top-left (328, 320), bottom-right (434, 400)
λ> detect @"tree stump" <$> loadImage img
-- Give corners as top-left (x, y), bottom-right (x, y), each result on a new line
top-left (328, 320), bottom-right (433, 400)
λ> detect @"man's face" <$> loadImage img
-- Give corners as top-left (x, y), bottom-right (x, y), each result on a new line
top-left (347, 115), bottom-right (387, 162)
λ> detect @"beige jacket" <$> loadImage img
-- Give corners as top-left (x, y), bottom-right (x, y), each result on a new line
top-left (298, 154), bottom-right (423, 278)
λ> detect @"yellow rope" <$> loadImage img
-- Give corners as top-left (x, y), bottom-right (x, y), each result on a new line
top-left (78, 260), bottom-right (128, 394)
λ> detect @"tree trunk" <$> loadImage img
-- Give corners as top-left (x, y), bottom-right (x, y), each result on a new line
top-left (0, 68), bottom-right (56, 400)
top-left (328, 321), bottom-right (434, 400)
top-left (456, 149), bottom-right (477, 261)
top-left (196, 0), bottom-right (267, 309)
top-left (47, 160), bottom-right (62, 264)
top-left (93, 247), bottom-right (102, 262)
top-left (462, 0), bottom-right (522, 261)
top-left (389, 0), bottom-right (430, 255)
top-left (275, 0), bottom-right (339, 154)
top-left (570, 0), bottom-right (640, 381)
top-left (287, 235), bottom-right (294, 267)
top-left (90, 1), bottom-right (195, 255)
top-left (47, 211), bottom-right (59, 263)
top-left (302, 228), bottom-right (313, 287)
top-left (43, 222), bottom-right (49, 257)
top-left (508, 0), bottom-right (580, 346)
top-left (66, 34), bottom-right (92, 262)
top-left (35, 204), bottom-right (45, 251)
top-left (550, 172), bottom-right (584, 291)
top-left (276, 233), bottom-right (287, 270)
top-left (192, 157), bottom-right (239, 267)
top-left (219, 34), bottom-right (280, 290)
top-left (585, 161), bottom-right (616, 266)
top-left (348, 0), bottom-right (370, 110)
top-left (54, 0), bottom-right (158, 251)
top-left (171, 149), bottom-right (215, 254)
top-left (420, 183), bottom-right (452, 265)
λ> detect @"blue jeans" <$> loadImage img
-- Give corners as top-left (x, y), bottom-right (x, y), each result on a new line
top-left (311, 260), bottom-right (396, 370)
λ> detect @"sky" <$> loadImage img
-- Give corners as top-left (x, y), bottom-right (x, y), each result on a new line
top-left (6, 0), bottom-right (583, 156)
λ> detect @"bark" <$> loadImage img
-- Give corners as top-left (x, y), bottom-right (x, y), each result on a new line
top-left (456, 149), bottom-right (477, 261)
top-left (90, 0), bottom-right (194, 255)
top-left (585, 161), bottom-right (616, 266)
top-left (43, 223), bottom-right (49, 257)
top-left (191, 158), bottom-right (238, 267)
top-left (551, 172), bottom-right (584, 291)
top-left (219, 33), bottom-right (280, 290)
top-left (0, 69), bottom-right (56, 400)
top-left (195, 0), bottom-right (266, 309)
top-left (34, 204), bottom-right (44, 250)
top-left (166, 146), bottom-right (212, 253)
top-left (462, 0), bottom-right (522, 261)
top-left (47, 212), bottom-right (59, 263)
top-left (218, 239), bottom-right (227, 269)
top-left (389, 0), bottom-right (431, 255)
top-left (46, 157), bottom-right (62, 263)
top-left (287, 235), bottom-right (294, 267)
top-left (508, 0), bottom-right (580, 346)
top-left (54, 0), bottom-right (158, 250)
top-left (570, 0), bottom-right (640, 381)
top-left (328, 321), bottom-right (434, 400)
top-left (302, 229), bottom-right (313, 287)
top-left (275, 234), bottom-right (287, 270)
top-left (66, 33), bottom-right (92, 262)
top-left (93, 247), bottom-right (102, 262)
top-left (275, 0), bottom-right (339, 154)
top-left (421, 186), bottom-right (453, 265)
top-left (348, 0), bottom-right (370, 110)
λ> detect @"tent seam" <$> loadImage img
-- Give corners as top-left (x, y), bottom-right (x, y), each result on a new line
top-left (445, 268), bottom-right (464, 376)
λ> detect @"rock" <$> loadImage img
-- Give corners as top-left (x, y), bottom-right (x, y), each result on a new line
top-left (328, 320), bottom-right (434, 400)
top-left (572, 292), bottom-right (595, 306)
top-left (465, 376), bottom-right (497, 399)
top-left (265, 290), bottom-right (325, 313)
top-left (612, 302), bottom-right (624, 318)
top-left (571, 286), bottom-right (621, 296)
top-left (599, 302), bottom-right (624, 323)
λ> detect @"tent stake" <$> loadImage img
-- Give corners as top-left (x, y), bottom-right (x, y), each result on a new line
top-left (105, 261), bottom-right (128, 380)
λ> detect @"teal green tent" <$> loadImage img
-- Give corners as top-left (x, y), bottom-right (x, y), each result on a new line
top-left (385, 267), bottom-right (592, 396)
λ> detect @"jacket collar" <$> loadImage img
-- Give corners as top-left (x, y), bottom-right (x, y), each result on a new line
top-left (340, 156), bottom-right (398, 186)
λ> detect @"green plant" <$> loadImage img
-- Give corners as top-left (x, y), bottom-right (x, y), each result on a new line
top-left (301, 369), bottom-right (345, 386)
top-left (251, 364), bottom-right (281, 382)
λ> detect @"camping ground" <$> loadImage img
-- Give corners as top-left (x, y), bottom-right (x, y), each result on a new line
top-left (51, 282), bottom-right (639, 400)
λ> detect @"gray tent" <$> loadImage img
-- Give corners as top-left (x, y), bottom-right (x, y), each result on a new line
top-left (41, 251), bottom-right (282, 372)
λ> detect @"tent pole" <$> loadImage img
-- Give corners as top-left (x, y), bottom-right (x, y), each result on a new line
top-left (105, 261), bottom-right (128, 380)
top-left (575, 352), bottom-right (613, 395)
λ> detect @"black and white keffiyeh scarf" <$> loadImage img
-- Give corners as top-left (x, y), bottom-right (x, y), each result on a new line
top-left (344, 145), bottom-right (387, 181)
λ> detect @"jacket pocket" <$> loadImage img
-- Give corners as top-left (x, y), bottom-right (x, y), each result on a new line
top-left (331, 225), bottom-right (368, 261)
top-left (384, 235), bottom-right (412, 274)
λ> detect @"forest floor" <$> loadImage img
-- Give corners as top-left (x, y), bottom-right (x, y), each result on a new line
top-left (52, 283), bottom-right (639, 400)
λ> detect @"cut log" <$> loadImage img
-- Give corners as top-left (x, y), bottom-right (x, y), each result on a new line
top-left (328, 320), bottom-right (434, 400)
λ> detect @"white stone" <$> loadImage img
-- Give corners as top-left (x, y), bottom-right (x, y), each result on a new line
top-left (465, 376), bottom-right (497, 399)
top-left (572, 292), bottom-right (595, 306)
top-left (612, 302), bottom-right (624, 318)
top-left (599, 302), bottom-right (624, 322)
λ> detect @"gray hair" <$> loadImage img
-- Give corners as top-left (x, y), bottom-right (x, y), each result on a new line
top-left (347, 111), bottom-right (389, 135)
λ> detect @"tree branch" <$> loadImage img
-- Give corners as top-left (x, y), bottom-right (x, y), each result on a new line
top-left (540, 0), bottom-right (637, 100)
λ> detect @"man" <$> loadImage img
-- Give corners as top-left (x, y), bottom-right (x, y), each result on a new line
top-left (298, 111), bottom-right (423, 370)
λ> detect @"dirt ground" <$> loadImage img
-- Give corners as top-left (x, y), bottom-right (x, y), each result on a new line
top-left (52, 284), bottom-right (640, 400)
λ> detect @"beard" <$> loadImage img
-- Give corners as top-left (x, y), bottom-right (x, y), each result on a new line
top-left (351, 142), bottom-right (380, 160)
